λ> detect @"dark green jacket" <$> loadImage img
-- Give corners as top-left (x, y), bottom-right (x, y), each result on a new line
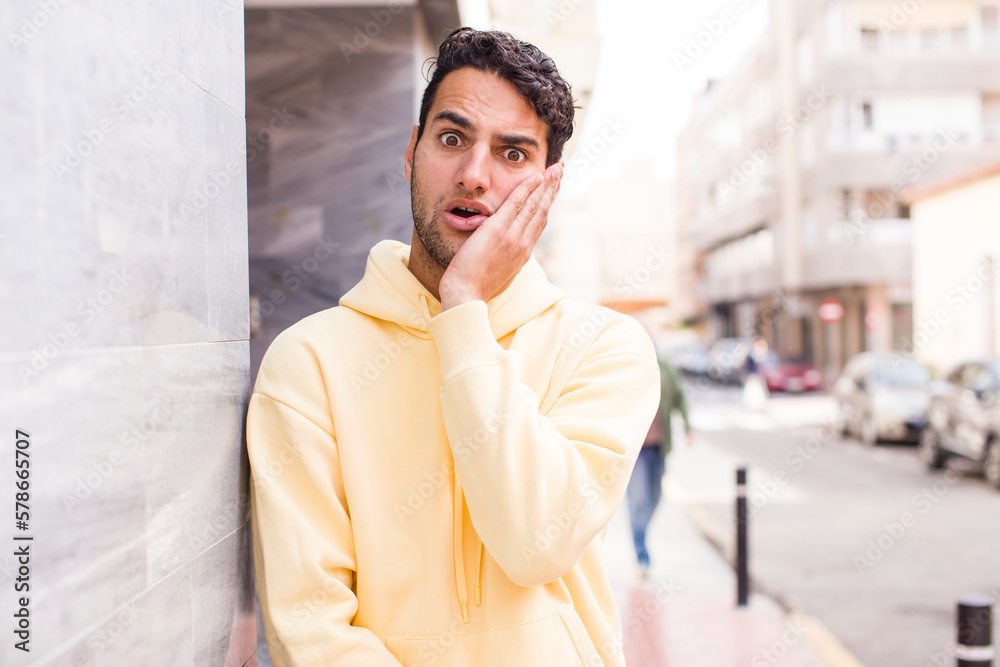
top-left (654, 353), bottom-right (690, 458)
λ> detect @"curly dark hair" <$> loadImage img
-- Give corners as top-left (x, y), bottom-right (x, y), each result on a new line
top-left (416, 27), bottom-right (576, 167)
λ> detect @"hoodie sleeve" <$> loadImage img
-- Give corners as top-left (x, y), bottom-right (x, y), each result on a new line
top-left (428, 301), bottom-right (660, 587)
top-left (248, 362), bottom-right (402, 665)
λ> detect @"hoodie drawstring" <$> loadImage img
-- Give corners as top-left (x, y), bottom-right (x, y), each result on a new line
top-left (426, 292), bottom-right (484, 623)
top-left (452, 478), bottom-right (485, 623)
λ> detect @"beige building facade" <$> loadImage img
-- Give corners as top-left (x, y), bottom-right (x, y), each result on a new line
top-left (677, 0), bottom-right (1000, 381)
top-left (906, 164), bottom-right (1000, 374)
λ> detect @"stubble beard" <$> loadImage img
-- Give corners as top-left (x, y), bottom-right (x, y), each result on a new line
top-left (410, 159), bottom-right (459, 270)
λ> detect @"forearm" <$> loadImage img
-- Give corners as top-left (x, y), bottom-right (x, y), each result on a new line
top-left (429, 302), bottom-right (660, 585)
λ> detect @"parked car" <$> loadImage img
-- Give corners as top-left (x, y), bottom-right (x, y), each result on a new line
top-left (918, 360), bottom-right (1000, 489)
top-left (708, 337), bottom-right (756, 384)
top-left (670, 341), bottom-right (712, 377)
top-left (835, 352), bottom-right (933, 445)
top-left (758, 351), bottom-right (822, 393)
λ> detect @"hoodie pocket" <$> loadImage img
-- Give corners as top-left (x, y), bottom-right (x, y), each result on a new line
top-left (384, 606), bottom-right (604, 666)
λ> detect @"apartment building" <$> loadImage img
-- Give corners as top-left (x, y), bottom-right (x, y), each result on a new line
top-left (677, 0), bottom-right (1000, 381)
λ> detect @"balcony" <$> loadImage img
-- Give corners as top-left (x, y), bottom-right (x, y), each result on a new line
top-left (856, 28), bottom-right (1000, 56)
top-left (802, 218), bottom-right (912, 289)
top-left (801, 143), bottom-right (1000, 199)
top-left (813, 53), bottom-right (1000, 94)
top-left (689, 184), bottom-right (778, 252)
top-left (700, 263), bottom-right (782, 305)
top-left (826, 217), bottom-right (912, 246)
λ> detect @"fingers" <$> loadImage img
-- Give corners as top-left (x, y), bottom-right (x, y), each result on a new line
top-left (510, 164), bottom-right (562, 239)
top-left (498, 172), bottom-right (545, 220)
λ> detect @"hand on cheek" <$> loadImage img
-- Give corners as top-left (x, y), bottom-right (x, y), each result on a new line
top-left (439, 163), bottom-right (563, 311)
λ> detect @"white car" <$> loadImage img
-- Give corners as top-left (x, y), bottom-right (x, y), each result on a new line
top-left (835, 352), bottom-right (933, 445)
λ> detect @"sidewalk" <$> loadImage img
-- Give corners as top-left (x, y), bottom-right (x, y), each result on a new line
top-left (605, 491), bottom-right (854, 667)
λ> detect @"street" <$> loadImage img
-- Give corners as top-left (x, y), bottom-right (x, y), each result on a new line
top-left (669, 381), bottom-right (1000, 667)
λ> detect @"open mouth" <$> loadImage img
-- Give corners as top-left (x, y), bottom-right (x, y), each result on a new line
top-left (451, 206), bottom-right (482, 219)
top-left (443, 201), bottom-right (490, 231)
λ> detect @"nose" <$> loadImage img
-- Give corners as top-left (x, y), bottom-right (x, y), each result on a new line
top-left (456, 144), bottom-right (490, 193)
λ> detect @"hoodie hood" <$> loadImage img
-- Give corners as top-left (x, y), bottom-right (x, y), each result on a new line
top-left (339, 240), bottom-right (565, 339)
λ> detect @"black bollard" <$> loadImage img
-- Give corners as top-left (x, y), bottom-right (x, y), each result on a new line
top-left (736, 466), bottom-right (749, 607)
top-left (957, 597), bottom-right (993, 666)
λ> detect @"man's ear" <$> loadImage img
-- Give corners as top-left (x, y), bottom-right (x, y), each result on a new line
top-left (403, 125), bottom-right (419, 183)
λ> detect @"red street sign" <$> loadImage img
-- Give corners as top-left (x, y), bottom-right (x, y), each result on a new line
top-left (819, 299), bottom-right (845, 324)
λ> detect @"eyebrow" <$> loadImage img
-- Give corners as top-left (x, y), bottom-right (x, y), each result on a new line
top-left (432, 110), bottom-right (541, 151)
top-left (433, 110), bottom-right (473, 131)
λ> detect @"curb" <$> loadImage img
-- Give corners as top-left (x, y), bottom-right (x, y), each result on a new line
top-left (682, 502), bottom-right (868, 667)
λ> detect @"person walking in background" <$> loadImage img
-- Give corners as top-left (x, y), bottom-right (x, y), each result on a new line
top-left (627, 349), bottom-right (693, 578)
top-left (743, 337), bottom-right (771, 411)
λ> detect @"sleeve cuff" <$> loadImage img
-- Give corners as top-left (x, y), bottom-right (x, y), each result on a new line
top-left (428, 300), bottom-right (505, 381)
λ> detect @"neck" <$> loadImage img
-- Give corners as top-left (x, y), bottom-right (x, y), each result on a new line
top-left (407, 229), bottom-right (445, 301)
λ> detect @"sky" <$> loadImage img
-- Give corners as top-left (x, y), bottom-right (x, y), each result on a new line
top-left (563, 0), bottom-right (769, 194)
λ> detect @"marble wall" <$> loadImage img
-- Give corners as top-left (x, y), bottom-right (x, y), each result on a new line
top-left (0, 1), bottom-right (253, 665)
top-left (245, 6), bottom-right (418, 383)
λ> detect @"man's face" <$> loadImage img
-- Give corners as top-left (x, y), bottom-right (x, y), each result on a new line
top-left (404, 67), bottom-right (549, 269)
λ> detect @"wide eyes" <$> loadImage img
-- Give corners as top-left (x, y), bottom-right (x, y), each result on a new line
top-left (438, 132), bottom-right (528, 164)
top-left (504, 148), bottom-right (526, 164)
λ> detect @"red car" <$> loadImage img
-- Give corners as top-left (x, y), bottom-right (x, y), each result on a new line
top-left (758, 351), bottom-right (822, 392)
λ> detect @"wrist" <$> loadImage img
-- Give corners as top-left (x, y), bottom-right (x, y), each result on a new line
top-left (439, 280), bottom-right (484, 312)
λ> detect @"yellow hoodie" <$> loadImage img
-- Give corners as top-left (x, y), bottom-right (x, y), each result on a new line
top-left (248, 240), bottom-right (660, 666)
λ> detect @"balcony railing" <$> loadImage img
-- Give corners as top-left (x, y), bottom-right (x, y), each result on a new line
top-left (859, 28), bottom-right (1000, 55)
top-left (832, 130), bottom-right (977, 153)
top-left (826, 218), bottom-right (913, 246)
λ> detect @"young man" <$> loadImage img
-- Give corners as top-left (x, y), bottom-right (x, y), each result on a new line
top-left (248, 28), bottom-right (660, 666)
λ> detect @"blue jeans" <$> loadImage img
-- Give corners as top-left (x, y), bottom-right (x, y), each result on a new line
top-left (626, 445), bottom-right (665, 568)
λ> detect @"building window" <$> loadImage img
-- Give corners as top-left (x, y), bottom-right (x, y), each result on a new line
top-left (983, 6), bottom-right (999, 30)
top-left (861, 28), bottom-right (880, 52)
top-left (950, 27), bottom-right (968, 50)
top-left (862, 102), bottom-right (873, 130)
top-left (984, 6), bottom-right (1000, 50)
top-left (889, 29), bottom-right (911, 53)
top-left (984, 93), bottom-right (1000, 140)
top-left (921, 29), bottom-right (943, 51)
